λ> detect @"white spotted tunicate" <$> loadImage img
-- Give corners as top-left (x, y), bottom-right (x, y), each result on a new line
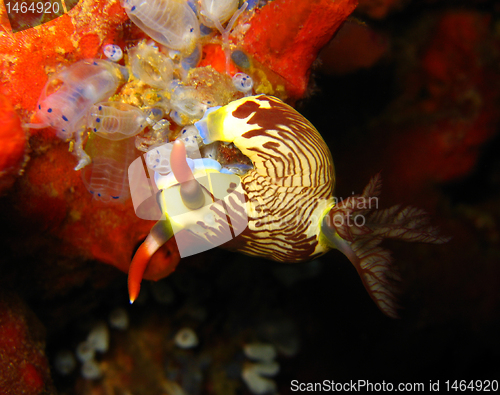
top-left (54, 349), bottom-right (77, 376)
top-left (28, 59), bottom-right (126, 141)
top-left (146, 142), bottom-right (174, 174)
top-left (121, 0), bottom-right (200, 56)
top-left (87, 321), bottom-right (110, 353)
top-left (243, 343), bottom-right (277, 363)
top-left (81, 136), bottom-right (139, 202)
top-left (25, 59), bottom-right (127, 170)
top-left (108, 307), bottom-right (129, 330)
top-left (81, 359), bottom-right (103, 380)
top-left (103, 44), bottom-right (123, 62)
top-left (87, 102), bottom-right (147, 141)
top-left (129, 42), bottom-right (174, 89)
top-left (174, 327), bottom-right (199, 349)
top-left (179, 125), bottom-right (203, 153)
top-left (76, 341), bottom-right (95, 363)
top-left (232, 73), bottom-right (253, 93)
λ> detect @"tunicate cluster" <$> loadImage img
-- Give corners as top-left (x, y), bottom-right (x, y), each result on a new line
top-left (145, 126), bottom-right (202, 174)
top-left (25, 59), bottom-right (128, 170)
top-left (74, 321), bottom-right (110, 380)
top-left (27, 0), bottom-right (262, 201)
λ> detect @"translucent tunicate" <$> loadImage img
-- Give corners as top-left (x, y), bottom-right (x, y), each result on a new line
top-left (129, 42), bottom-right (174, 89)
top-left (181, 44), bottom-right (202, 70)
top-left (27, 60), bottom-right (126, 141)
top-left (174, 327), bottom-right (198, 349)
top-left (179, 125), bottom-right (203, 154)
top-left (103, 44), bottom-right (123, 62)
top-left (82, 136), bottom-right (139, 202)
top-left (54, 350), bottom-right (77, 376)
top-left (81, 359), bottom-right (103, 380)
top-left (108, 307), bottom-right (129, 330)
top-left (146, 143), bottom-right (174, 174)
top-left (232, 73), bottom-right (253, 93)
top-left (199, 0), bottom-right (239, 28)
top-left (87, 102), bottom-right (146, 140)
top-left (76, 341), bottom-right (95, 363)
top-left (145, 107), bottom-right (165, 125)
top-left (170, 86), bottom-right (207, 125)
top-left (25, 59), bottom-right (127, 170)
top-left (243, 343), bottom-right (277, 363)
top-left (241, 363), bottom-right (277, 395)
top-left (135, 119), bottom-right (171, 152)
top-left (87, 321), bottom-right (110, 353)
top-left (121, 0), bottom-right (200, 56)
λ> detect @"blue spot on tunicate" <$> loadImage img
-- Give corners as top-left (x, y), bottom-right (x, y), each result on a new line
top-left (156, 150), bottom-right (160, 154)
top-left (190, 28), bottom-right (194, 33)
top-left (90, 191), bottom-right (94, 194)
top-left (93, 128), bottom-right (97, 132)
top-left (231, 50), bottom-right (250, 69)
top-left (62, 129), bottom-right (66, 132)
top-left (98, 106), bottom-right (102, 110)
top-left (38, 105), bottom-right (41, 110)
top-left (47, 108), bottom-right (53, 113)
top-left (96, 118), bottom-right (100, 123)
top-left (131, 5), bottom-right (136, 11)
top-left (200, 24), bottom-right (212, 36)
top-left (187, 0), bottom-right (197, 14)
top-left (62, 115), bottom-right (68, 121)
top-left (156, 159), bottom-right (159, 162)
top-left (97, 193), bottom-right (101, 197)
top-left (93, 61), bottom-right (98, 66)
top-left (111, 196), bottom-right (119, 199)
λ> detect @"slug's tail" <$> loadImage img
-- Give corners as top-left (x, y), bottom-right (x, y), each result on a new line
top-left (321, 173), bottom-right (450, 318)
top-left (128, 218), bottom-right (174, 303)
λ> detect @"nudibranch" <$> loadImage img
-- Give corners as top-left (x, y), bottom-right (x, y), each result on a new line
top-left (129, 95), bottom-right (449, 318)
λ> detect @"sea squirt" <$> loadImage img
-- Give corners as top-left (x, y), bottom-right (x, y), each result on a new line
top-left (25, 59), bottom-right (128, 169)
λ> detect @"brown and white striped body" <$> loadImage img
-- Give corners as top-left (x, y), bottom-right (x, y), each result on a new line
top-left (198, 95), bottom-right (335, 262)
